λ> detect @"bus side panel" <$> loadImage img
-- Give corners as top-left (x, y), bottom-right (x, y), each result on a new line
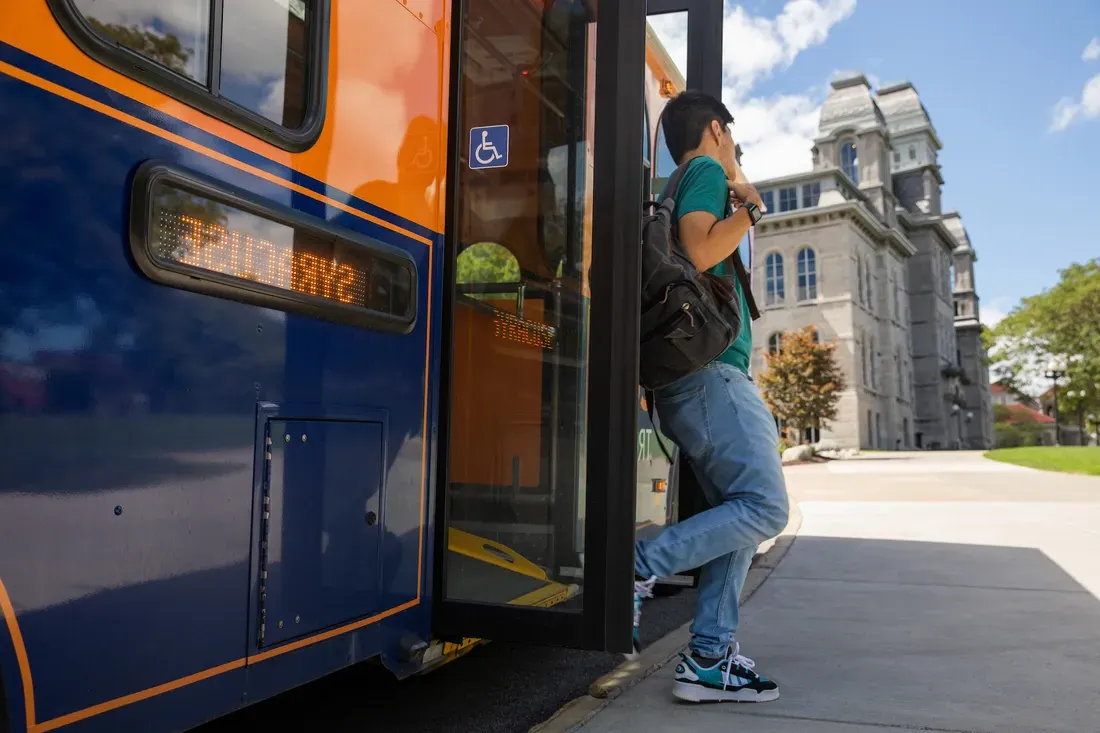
top-left (0, 31), bottom-right (439, 733)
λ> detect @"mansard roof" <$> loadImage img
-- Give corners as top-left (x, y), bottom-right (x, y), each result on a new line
top-left (942, 211), bottom-right (975, 256)
top-left (877, 81), bottom-right (943, 149)
top-left (817, 73), bottom-right (887, 141)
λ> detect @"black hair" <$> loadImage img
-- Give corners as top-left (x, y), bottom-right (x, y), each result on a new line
top-left (658, 90), bottom-right (734, 164)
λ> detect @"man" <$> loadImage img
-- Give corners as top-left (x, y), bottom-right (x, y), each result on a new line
top-left (632, 90), bottom-right (789, 703)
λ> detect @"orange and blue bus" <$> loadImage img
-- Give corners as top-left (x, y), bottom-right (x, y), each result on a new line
top-left (0, 2), bottom-right (724, 732)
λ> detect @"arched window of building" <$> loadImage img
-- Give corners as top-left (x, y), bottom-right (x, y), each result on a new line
top-left (796, 247), bottom-right (817, 300)
top-left (841, 141), bottom-right (859, 184)
top-left (768, 332), bottom-right (783, 354)
top-left (765, 252), bottom-right (785, 306)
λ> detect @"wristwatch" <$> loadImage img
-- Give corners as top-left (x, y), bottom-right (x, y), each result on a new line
top-left (743, 201), bottom-right (763, 225)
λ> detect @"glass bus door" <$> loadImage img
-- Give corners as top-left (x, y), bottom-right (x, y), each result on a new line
top-left (434, 0), bottom-right (646, 653)
top-left (435, 0), bottom-right (724, 653)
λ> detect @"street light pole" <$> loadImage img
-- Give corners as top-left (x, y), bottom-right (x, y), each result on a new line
top-left (1044, 359), bottom-right (1066, 446)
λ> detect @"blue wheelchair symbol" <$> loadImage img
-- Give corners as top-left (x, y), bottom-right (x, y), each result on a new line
top-left (469, 125), bottom-right (509, 170)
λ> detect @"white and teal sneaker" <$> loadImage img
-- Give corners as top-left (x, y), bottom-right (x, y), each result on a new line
top-left (672, 643), bottom-right (780, 702)
top-left (626, 576), bottom-right (657, 660)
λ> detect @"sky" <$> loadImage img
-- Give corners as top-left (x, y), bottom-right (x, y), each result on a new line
top-left (649, 0), bottom-right (1100, 330)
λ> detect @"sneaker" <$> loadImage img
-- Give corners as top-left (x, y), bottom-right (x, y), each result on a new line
top-left (672, 643), bottom-right (780, 703)
top-left (626, 576), bottom-right (657, 660)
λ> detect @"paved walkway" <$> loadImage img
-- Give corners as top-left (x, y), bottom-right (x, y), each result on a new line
top-left (578, 451), bottom-right (1100, 733)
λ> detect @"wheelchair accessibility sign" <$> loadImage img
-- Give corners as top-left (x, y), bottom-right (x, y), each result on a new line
top-left (469, 125), bottom-right (509, 170)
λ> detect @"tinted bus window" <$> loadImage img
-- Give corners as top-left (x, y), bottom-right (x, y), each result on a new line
top-left (221, 0), bottom-right (310, 127)
top-left (56, 0), bottom-right (325, 149)
top-left (70, 0), bottom-right (212, 83)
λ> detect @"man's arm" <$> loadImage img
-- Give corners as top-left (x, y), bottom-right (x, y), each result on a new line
top-left (678, 207), bottom-right (753, 272)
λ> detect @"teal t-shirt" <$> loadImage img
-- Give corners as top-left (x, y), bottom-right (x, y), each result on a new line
top-left (661, 156), bottom-right (752, 374)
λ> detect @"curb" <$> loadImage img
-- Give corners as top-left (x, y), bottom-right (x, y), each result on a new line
top-left (528, 503), bottom-right (803, 733)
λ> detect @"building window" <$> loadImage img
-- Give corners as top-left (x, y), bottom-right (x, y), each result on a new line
top-left (893, 270), bottom-right (900, 318)
top-left (761, 190), bottom-right (775, 213)
top-left (870, 337), bottom-right (877, 388)
top-left (865, 258), bottom-right (873, 308)
top-left (765, 252), bottom-right (785, 305)
top-left (811, 328), bottom-right (820, 344)
top-left (896, 348), bottom-right (903, 392)
top-left (796, 248), bottom-right (817, 301)
top-left (802, 182), bottom-right (821, 208)
top-left (867, 409), bottom-right (873, 448)
top-left (893, 150), bottom-right (900, 164)
top-left (903, 417), bottom-right (909, 446)
top-left (857, 257), bottom-right (864, 304)
top-left (908, 145), bottom-right (916, 160)
top-left (841, 141), bottom-right (859, 184)
top-left (779, 187), bottom-right (798, 212)
top-left (768, 332), bottom-right (783, 354)
top-left (860, 333), bottom-right (867, 384)
top-left (59, 0), bottom-right (326, 150)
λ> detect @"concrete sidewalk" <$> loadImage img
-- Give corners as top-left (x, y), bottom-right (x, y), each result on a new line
top-left (572, 453), bottom-right (1100, 733)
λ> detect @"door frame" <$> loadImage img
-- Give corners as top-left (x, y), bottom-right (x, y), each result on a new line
top-left (432, 0), bottom-right (647, 653)
top-left (645, 0), bottom-right (725, 543)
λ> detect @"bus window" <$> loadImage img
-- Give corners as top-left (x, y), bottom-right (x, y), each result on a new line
top-left (220, 0), bottom-right (311, 128)
top-left (69, 0), bottom-right (212, 83)
top-left (54, 0), bottom-right (326, 149)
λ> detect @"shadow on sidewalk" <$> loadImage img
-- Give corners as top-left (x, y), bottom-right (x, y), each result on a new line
top-left (587, 535), bottom-right (1100, 733)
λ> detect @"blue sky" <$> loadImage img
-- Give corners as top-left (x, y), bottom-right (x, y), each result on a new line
top-left (651, 0), bottom-right (1100, 327)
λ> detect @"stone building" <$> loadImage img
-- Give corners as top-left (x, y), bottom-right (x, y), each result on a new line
top-left (747, 74), bottom-right (994, 450)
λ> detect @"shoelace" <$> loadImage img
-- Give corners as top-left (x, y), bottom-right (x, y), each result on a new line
top-left (720, 642), bottom-right (757, 689)
top-left (633, 576), bottom-right (657, 625)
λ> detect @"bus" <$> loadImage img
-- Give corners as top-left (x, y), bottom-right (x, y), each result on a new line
top-left (0, 2), bottom-right (723, 731)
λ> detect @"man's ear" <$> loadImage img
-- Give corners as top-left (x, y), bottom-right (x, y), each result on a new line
top-left (710, 119), bottom-right (724, 144)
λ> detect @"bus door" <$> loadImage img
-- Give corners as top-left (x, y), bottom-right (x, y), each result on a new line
top-left (433, 0), bottom-right (646, 654)
top-left (435, 0), bottom-right (724, 654)
top-left (639, 0), bottom-right (727, 595)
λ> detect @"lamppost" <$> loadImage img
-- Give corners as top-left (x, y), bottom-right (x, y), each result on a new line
top-left (1090, 414), bottom-right (1098, 446)
top-left (1044, 358), bottom-right (1066, 446)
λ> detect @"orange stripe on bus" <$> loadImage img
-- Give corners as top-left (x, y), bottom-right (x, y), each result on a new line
top-left (0, 575), bottom-right (35, 731)
top-left (18, 596), bottom-right (420, 733)
top-left (31, 658), bottom-right (247, 733)
top-left (0, 60), bottom-right (433, 248)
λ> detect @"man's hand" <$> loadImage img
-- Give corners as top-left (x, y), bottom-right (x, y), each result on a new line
top-left (728, 179), bottom-right (764, 210)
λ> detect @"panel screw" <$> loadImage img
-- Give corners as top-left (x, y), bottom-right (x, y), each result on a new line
top-left (295, 615), bottom-right (300, 624)
top-left (278, 620), bottom-right (284, 629)
top-left (301, 434), bottom-right (307, 443)
top-left (114, 505), bottom-right (122, 516)
top-left (365, 511), bottom-right (377, 526)
top-left (285, 434), bottom-right (291, 443)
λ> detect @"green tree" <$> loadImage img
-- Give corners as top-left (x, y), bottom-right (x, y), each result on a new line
top-left (757, 326), bottom-right (846, 440)
top-left (456, 242), bottom-right (521, 284)
top-left (988, 258), bottom-right (1100, 409)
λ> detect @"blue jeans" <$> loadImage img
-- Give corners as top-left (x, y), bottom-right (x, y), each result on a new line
top-left (634, 362), bottom-right (789, 659)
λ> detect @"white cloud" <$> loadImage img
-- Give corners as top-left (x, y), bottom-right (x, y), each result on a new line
top-left (1049, 73), bottom-right (1100, 131)
top-left (1083, 37), bottom-right (1100, 62)
top-left (650, 0), bottom-right (858, 181)
top-left (980, 296), bottom-right (1015, 329)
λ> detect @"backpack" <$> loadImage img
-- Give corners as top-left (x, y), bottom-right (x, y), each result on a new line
top-left (638, 159), bottom-right (758, 392)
